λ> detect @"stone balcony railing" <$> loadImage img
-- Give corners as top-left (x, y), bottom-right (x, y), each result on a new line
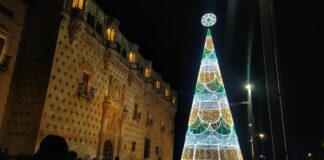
top-left (0, 54), bottom-right (11, 71)
top-left (77, 82), bottom-right (96, 101)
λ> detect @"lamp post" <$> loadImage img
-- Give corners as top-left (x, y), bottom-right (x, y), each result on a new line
top-left (251, 133), bottom-right (266, 160)
top-left (246, 84), bottom-right (255, 160)
top-left (258, 133), bottom-right (266, 158)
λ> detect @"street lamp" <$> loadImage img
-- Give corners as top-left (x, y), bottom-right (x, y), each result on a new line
top-left (245, 83), bottom-right (254, 160)
top-left (259, 133), bottom-right (265, 139)
top-left (254, 133), bottom-right (266, 160)
top-left (246, 84), bottom-right (252, 90)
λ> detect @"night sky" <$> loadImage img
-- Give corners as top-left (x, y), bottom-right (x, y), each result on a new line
top-left (95, 0), bottom-right (323, 159)
top-left (26, 0), bottom-right (324, 159)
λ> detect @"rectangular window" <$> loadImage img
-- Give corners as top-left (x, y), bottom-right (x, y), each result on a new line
top-left (155, 147), bottom-right (159, 155)
top-left (129, 52), bottom-right (136, 63)
top-left (0, 37), bottom-right (5, 54)
top-left (155, 80), bottom-right (161, 89)
top-left (106, 28), bottom-right (115, 42)
top-left (164, 89), bottom-right (170, 97)
top-left (122, 49), bottom-right (127, 58)
top-left (139, 66), bottom-right (144, 74)
top-left (131, 141), bottom-right (136, 152)
top-left (145, 67), bottom-right (151, 78)
top-left (87, 12), bottom-right (95, 28)
top-left (72, 0), bottom-right (84, 10)
top-left (82, 73), bottom-right (90, 94)
top-left (144, 139), bottom-right (151, 159)
top-left (96, 22), bottom-right (102, 35)
top-left (116, 43), bottom-right (121, 52)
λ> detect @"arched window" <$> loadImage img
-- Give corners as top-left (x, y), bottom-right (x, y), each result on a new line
top-left (144, 67), bottom-right (151, 78)
top-left (72, 0), bottom-right (84, 10)
top-left (128, 51), bottom-right (136, 63)
top-left (155, 80), bottom-right (161, 89)
top-left (106, 28), bottom-right (115, 42)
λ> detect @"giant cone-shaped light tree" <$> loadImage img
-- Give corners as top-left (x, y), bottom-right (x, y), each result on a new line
top-left (181, 13), bottom-right (243, 160)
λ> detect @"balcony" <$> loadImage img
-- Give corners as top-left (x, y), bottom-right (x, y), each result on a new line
top-left (0, 54), bottom-right (11, 71)
top-left (77, 82), bottom-right (96, 101)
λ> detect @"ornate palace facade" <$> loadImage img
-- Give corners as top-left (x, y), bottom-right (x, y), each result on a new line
top-left (0, 0), bottom-right (177, 160)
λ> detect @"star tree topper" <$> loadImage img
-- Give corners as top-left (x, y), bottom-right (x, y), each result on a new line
top-left (201, 13), bottom-right (217, 27)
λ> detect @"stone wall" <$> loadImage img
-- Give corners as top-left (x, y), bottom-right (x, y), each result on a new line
top-left (1, 0), bottom-right (177, 159)
top-left (0, 0), bottom-right (27, 133)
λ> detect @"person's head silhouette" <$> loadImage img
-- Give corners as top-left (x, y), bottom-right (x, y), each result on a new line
top-left (69, 151), bottom-right (78, 160)
top-left (33, 135), bottom-right (69, 160)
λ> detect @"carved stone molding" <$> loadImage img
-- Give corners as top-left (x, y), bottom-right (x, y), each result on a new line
top-left (108, 78), bottom-right (124, 105)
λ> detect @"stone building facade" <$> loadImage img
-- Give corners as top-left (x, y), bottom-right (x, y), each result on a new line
top-left (0, 0), bottom-right (27, 130)
top-left (0, 0), bottom-right (177, 160)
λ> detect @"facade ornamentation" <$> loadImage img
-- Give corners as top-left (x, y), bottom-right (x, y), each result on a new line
top-left (68, 16), bottom-right (82, 44)
top-left (0, 0), bottom-right (177, 160)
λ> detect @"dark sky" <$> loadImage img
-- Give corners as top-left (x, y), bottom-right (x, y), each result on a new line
top-left (24, 0), bottom-right (323, 159)
top-left (94, 0), bottom-right (324, 159)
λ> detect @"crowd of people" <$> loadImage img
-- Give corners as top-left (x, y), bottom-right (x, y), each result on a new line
top-left (0, 135), bottom-right (119, 160)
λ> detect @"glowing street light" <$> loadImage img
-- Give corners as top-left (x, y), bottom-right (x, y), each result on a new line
top-left (245, 84), bottom-right (252, 90)
top-left (307, 152), bottom-right (312, 157)
top-left (245, 83), bottom-right (254, 159)
top-left (259, 133), bottom-right (265, 139)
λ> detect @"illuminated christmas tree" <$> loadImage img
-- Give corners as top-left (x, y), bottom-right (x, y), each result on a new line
top-left (181, 13), bottom-right (243, 160)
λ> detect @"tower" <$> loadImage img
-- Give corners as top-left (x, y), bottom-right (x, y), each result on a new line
top-left (181, 13), bottom-right (243, 160)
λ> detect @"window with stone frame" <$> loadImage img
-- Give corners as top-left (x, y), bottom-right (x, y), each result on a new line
top-left (144, 139), bottom-right (151, 159)
top-left (129, 51), bottom-right (136, 63)
top-left (81, 72), bottom-right (90, 95)
top-left (106, 28), bottom-right (115, 42)
top-left (0, 36), bottom-right (4, 55)
top-left (144, 67), bottom-right (151, 78)
top-left (77, 63), bottom-right (95, 100)
top-left (155, 146), bottom-right (159, 155)
top-left (155, 80), bottom-right (161, 89)
top-left (131, 141), bottom-right (136, 152)
top-left (96, 21), bottom-right (103, 35)
top-left (164, 88), bottom-right (170, 97)
top-left (72, 0), bottom-right (84, 10)
top-left (87, 12), bottom-right (95, 28)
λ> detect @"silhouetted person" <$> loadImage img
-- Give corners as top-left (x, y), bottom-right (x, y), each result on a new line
top-left (115, 156), bottom-right (120, 160)
top-left (32, 135), bottom-right (69, 160)
top-left (69, 151), bottom-right (78, 160)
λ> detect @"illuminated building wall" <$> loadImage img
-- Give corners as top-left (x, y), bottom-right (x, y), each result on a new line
top-left (0, 0), bottom-right (177, 160)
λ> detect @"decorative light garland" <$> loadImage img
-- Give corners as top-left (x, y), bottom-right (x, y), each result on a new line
top-left (181, 13), bottom-right (243, 160)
